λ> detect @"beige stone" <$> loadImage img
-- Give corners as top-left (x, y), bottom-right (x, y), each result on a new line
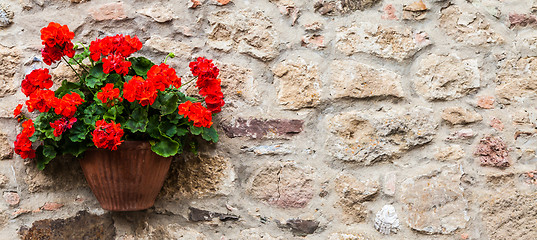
top-left (330, 60), bottom-right (404, 99)
top-left (327, 107), bottom-right (437, 165)
top-left (481, 192), bottom-right (537, 240)
top-left (439, 5), bottom-right (502, 45)
top-left (162, 154), bottom-right (235, 199)
top-left (336, 22), bottom-right (431, 61)
top-left (208, 10), bottom-right (279, 61)
top-left (239, 228), bottom-right (283, 240)
top-left (0, 132), bottom-right (13, 160)
top-left (442, 107), bottom-right (482, 125)
top-left (273, 58), bottom-right (321, 110)
top-left (89, 2), bottom-right (127, 21)
top-left (0, 45), bottom-right (20, 97)
top-left (496, 57), bottom-right (537, 104)
top-left (334, 174), bottom-right (379, 223)
top-left (314, 0), bottom-right (381, 15)
top-left (137, 6), bottom-right (173, 23)
top-left (435, 145), bottom-right (464, 162)
top-left (400, 166), bottom-right (468, 234)
top-left (217, 63), bottom-right (258, 105)
top-left (249, 161), bottom-right (314, 208)
top-left (328, 232), bottom-right (370, 240)
top-left (414, 54), bottom-right (480, 101)
top-left (144, 36), bottom-right (193, 58)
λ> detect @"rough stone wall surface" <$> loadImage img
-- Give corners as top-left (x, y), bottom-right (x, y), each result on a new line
top-left (0, 0), bottom-right (536, 239)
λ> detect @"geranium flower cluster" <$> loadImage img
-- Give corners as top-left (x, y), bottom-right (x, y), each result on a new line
top-left (92, 120), bottom-right (124, 151)
top-left (14, 120), bottom-right (35, 159)
top-left (97, 83), bottom-right (122, 107)
top-left (89, 34), bottom-right (142, 75)
top-left (189, 57), bottom-right (225, 113)
top-left (40, 22), bottom-right (75, 65)
top-left (178, 101), bottom-right (213, 128)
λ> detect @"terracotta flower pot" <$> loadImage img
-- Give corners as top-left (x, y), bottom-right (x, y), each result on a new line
top-left (80, 141), bottom-right (172, 211)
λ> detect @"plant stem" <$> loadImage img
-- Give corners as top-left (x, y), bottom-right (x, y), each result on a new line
top-left (181, 77), bottom-right (197, 88)
top-left (62, 56), bottom-right (82, 80)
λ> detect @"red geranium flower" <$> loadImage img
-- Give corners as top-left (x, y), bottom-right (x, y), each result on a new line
top-left (147, 63), bottom-right (182, 90)
top-left (97, 83), bottom-right (122, 107)
top-left (26, 90), bottom-right (56, 113)
top-left (89, 34), bottom-right (142, 62)
top-left (92, 119), bottom-right (124, 151)
top-left (178, 101), bottom-right (213, 128)
top-left (50, 117), bottom-right (77, 137)
top-left (102, 53), bottom-right (131, 76)
top-left (15, 119), bottom-right (36, 159)
top-left (123, 76), bottom-right (157, 106)
top-left (13, 104), bottom-right (23, 118)
top-left (54, 92), bottom-right (85, 118)
top-left (122, 76), bottom-right (142, 103)
top-left (21, 119), bottom-right (35, 137)
top-left (14, 134), bottom-right (35, 159)
top-left (40, 22), bottom-right (74, 48)
top-left (21, 69), bottom-right (53, 97)
top-left (189, 57), bottom-right (219, 82)
top-left (40, 22), bottom-right (75, 65)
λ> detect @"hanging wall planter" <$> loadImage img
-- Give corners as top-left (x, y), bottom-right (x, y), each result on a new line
top-left (13, 22), bottom-right (224, 211)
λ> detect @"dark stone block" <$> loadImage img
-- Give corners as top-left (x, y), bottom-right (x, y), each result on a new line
top-left (188, 207), bottom-right (239, 222)
top-left (222, 118), bottom-right (304, 139)
top-left (19, 211), bottom-right (115, 240)
top-left (277, 218), bottom-right (319, 236)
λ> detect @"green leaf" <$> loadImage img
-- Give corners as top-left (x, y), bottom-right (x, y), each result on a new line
top-left (158, 121), bottom-right (178, 138)
top-left (124, 107), bottom-right (148, 133)
top-left (63, 141), bottom-right (87, 157)
top-left (55, 81), bottom-right (82, 98)
top-left (150, 137), bottom-right (180, 157)
top-left (103, 107), bottom-right (117, 121)
top-left (190, 126), bottom-right (203, 135)
top-left (146, 115), bottom-right (161, 139)
top-left (129, 57), bottom-right (154, 77)
top-left (85, 64), bottom-right (108, 88)
top-left (36, 145), bottom-right (54, 170)
top-left (201, 126), bottom-right (219, 143)
top-left (152, 92), bottom-right (179, 115)
top-left (176, 92), bottom-right (198, 103)
top-left (176, 128), bottom-right (188, 137)
top-left (83, 104), bottom-right (105, 125)
top-left (43, 145), bottom-right (57, 159)
top-left (69, 122), bottom-right (88, 142)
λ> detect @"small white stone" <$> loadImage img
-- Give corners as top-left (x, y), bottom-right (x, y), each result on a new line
top-left (374, 205), bottom-right (400, 235)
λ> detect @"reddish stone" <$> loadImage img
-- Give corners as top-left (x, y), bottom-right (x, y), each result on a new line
top-left (301, 34), bottom-right (325, 49)
top-left (382, 4), bottom-right (398, 20)
top-left (477, 96), bottom-right (495, 109)
top-left (42, 202), bottom-right (64, 211)
top-left (90, 2), bottom-right (127, 21)
top-left (12, 208), bottom-right (31, 218)
top-left (222, 118), bottom-right (304, 139)
top-left (509, 13), bottom-right (537, 28)
top-left (215, 0), bottom-right (231, 4)
top-left (475, 136), bottom-right (510, 168)
top-left (190, 0), bottom-right (201, 8)
top-left (490, 117), bottom-right (504, 131)
top-left (3, 191), bottom-right (20, 207)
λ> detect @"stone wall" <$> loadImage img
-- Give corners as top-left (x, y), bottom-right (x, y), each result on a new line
top-left (0, 0), bottom-right (536, 239)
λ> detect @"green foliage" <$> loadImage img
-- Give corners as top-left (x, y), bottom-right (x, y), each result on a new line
top-left (150, 137), bottom-right (180, 157)
top-left (85, 64), bottom-right (108, 88)
top-left (129, 57), bottom-right (154, 77)
top-left (124, 107), bottom-right (148, 133)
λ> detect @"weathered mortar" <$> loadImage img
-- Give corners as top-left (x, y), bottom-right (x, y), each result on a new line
top-left (0, 0), bottom-right (536, 239)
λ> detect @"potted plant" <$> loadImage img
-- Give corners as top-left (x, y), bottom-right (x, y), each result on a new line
top-left (13, 22), bottom-right (225, 211)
